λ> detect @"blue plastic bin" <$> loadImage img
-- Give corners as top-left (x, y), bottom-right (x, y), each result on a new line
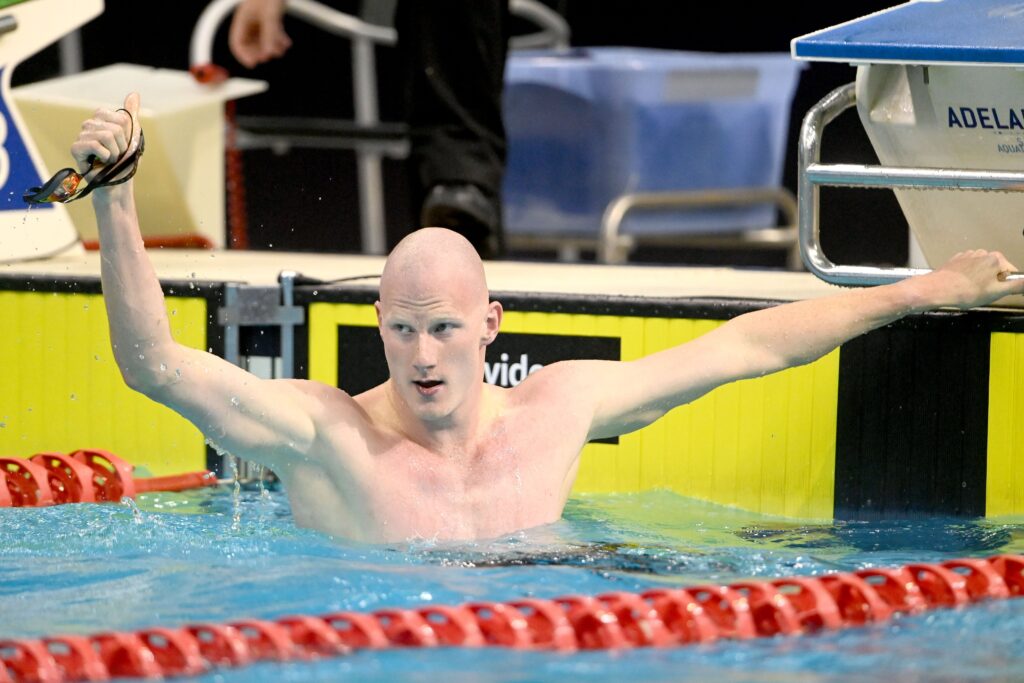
top-left (502, 48), bottom-right (803, 238)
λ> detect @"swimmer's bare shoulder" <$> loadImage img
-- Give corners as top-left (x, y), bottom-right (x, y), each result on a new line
top-left (267, 378), bottom-right (379, 454)
top-left (509, 354), bottom-right (715, 444)
top-left (504, 360), bottom-right (611, 443)
top-left (176, 373), bottom-right (376, 477)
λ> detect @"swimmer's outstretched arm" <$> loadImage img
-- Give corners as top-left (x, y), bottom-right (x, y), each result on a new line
top-left (579, 251), bottom-right (1024, 440)
top-left (81, 94), bottom-right (333, 470)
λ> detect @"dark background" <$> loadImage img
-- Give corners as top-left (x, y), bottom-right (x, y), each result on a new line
top-left (15, 0), bottom-right (908, 267)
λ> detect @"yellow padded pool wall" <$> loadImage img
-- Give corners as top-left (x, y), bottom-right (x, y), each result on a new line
top-left (308, 302), bottom-right (840, 519)
top-left (0, 290), bottom-right (208, 475)
top-left (988, 332), bottom-right (1024, 517)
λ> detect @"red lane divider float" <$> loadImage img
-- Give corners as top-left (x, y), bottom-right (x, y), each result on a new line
top-left (3, 554), bottom-right (1023, 683)
top-left (0, 450), bottom-right (217, 508)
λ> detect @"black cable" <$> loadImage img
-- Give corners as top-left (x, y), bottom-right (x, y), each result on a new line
top-left (282, 273), bottom-right (381, 287)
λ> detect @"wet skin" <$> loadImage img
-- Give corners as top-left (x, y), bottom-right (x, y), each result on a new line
top-left (82, 94), bottom-right (1024, 543)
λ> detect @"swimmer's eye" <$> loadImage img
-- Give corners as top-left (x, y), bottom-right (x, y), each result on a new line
top-left (432, 322), bottom-right (459, 335)
top-left (391, 323), bottom-right (414, 335)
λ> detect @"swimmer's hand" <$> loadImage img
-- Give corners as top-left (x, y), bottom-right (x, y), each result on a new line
top-left (229, 0), bottom-right (291, 68)
top-left (69, 92), bottom-right (143, 201)
top-left (910, 249), bottom-right (1024, 310)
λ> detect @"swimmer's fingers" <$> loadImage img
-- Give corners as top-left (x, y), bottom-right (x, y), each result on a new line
top-left (992, 250), bottom-right (1017, 274)
top-left (941, 249), bottom-right (1024, 305)
top-left (71, 119), bottom-right (126, 172)
top-left (993, 252), bottom-right (1024, 293)
top-left (122, 92), bottom-right (140, 127)
top-left (70, 99), bottom-right (141, 173)
top-left (70, 139), bottom-right (115, 172)
top-left (121, 92), bottom-right (143, 154)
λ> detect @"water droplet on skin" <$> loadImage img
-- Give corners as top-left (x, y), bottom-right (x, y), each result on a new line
top-left (159, 363), bottom-right (167, 372)
top-left (175, 369), bottom-right (182, 379)
top-left (138, 354), bottom-right (145, 360)
top-left (230, 396), bottom-right (240, 407)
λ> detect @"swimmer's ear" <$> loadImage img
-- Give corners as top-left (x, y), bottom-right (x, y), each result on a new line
top-left (482, 300), bottom-right (502, 346)
top-left (374, 301), bottom-right (383, 330)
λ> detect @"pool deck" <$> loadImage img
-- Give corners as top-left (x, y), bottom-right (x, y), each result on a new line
top-left (0, 248), bottom-right (841, 302)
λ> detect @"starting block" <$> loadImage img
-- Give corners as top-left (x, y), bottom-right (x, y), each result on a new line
top-left (0, 0), bottom-right (101, 263)
top-left (793, 0), bottom-right (1024, 297)
top-left (13, 63), bottom-right (266, 249)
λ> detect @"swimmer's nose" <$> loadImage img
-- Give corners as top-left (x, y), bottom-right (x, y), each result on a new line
top-left (413, 333), bottom-right (438, 370)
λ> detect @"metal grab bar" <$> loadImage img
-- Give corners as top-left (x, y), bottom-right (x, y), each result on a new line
top-left (189, 0), bottom-right (571, 256)
top-left (510, 0), bottom-right (570, 50)
top-left (599, 187), bottom-right (799, 266)
top-left (797, 82), bottom-right (1024, 286)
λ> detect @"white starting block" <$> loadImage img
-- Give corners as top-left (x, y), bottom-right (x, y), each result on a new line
top-left (13, 63), bottom-right (266, 249)
top-left (0, 0), bottom-right (101, 263)
top-left (793, 0), bottom-right (1024, 288)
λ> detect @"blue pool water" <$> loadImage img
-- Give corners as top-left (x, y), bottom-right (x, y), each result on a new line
top-left (3, 487), bottom-right (1024, 682)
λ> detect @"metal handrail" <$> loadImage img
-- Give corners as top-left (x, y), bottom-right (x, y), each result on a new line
top-left (510, 0), bottom-right (570, 50)
top-left (797, 82), bottom-right (1024, 286)
top-left (598, 187), bottom-right (799, 266)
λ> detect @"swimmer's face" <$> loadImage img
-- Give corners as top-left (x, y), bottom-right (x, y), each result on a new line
top-left (376, 273), bottom-right (500, 425)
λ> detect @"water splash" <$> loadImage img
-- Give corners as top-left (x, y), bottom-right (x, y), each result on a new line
top-left (121, 496), bottom-right (144, 525)
top-left (228, 453), bottom-right (242, 532)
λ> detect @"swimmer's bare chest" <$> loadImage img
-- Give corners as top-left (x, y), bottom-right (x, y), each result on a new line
top-left (282, 390), bottom-right (590, 543)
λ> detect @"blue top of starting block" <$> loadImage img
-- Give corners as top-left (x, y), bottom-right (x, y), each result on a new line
top-left (792, 0), bottom-right (1024, 66)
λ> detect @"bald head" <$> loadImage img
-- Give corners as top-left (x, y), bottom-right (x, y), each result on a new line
top-left (379, 228), bottom-right (489, 308)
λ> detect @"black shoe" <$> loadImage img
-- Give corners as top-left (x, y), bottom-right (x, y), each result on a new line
top-left (420, 183), bottom-right (502, 259)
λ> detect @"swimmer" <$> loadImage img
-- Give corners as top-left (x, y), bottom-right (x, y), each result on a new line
top-left (76, 94), bottom-right (1024, 543)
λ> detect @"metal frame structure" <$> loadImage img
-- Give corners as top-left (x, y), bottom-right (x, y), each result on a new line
top-left (596, 187), bottom-right (799, 266)
top-left (798, 82), bottom-right (1024, 286)
top-left (502, 187), bottom-right (799, 265)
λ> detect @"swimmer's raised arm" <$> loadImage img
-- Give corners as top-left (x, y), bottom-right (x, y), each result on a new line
top-left (577, 251), bottom-right (1024, 440)
top-left (81, 94), bottom-right (333, 470)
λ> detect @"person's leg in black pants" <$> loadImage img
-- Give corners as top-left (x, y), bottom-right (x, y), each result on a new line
top-left (395, 0), bottom-right (510, 258)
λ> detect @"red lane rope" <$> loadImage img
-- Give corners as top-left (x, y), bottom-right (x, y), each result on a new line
top-left (0, 450), bottom-right (217, 508)
top-left (2, 554), bottom-right (1023, 682)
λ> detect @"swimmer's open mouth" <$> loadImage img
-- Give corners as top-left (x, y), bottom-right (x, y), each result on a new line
top-left (414, 380), bottom-right (443, 388)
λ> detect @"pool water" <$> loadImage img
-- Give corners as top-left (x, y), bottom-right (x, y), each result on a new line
top-left (3, 487), bottom-right (1024, 682)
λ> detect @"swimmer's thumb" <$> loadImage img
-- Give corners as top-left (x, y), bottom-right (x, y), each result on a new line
top-left (123, 92), bottom-right (140, 120)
